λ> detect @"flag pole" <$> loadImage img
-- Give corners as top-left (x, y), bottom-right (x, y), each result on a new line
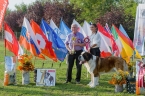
top-left (34, 56), bottom-right (36, 66)
top-left (3, 23), bottom-right (6, 56)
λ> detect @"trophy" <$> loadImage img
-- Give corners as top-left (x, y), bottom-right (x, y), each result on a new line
top-left (72, 36), bottom-right (76, 54)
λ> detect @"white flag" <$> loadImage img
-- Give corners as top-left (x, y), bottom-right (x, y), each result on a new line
top-left (82, 20), bottom-right (92, 37)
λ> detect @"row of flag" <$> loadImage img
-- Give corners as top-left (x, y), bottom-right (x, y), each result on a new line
top-left (4, 16), bottom-right (141, 63)
top-left (71, 19), bottom-right (141, 63)
top-left (4, 17), bottom-right (71, 62)
top-left (72, 20), bottom-right (142, 63)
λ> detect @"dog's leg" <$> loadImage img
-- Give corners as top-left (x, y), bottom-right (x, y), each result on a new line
top-left (89, 74), bottom-right (96, 88)
top-left (88, 73), bottom-right (93, 86)
top-left (95, 76), bottom-right (99, 86)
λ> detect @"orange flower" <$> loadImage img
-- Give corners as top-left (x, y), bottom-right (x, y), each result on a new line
top-left (17, 54), bottom-right (34, 71)
top-left (108, 69), bottom-right (129, 85)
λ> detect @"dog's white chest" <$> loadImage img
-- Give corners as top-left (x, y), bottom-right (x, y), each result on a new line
top-left (84, 62), bottom-right (96, 74)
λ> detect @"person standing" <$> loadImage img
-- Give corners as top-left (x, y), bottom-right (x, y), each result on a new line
top-left (89, 24), bottom-right (101, 57)
top-left (86, 24), bottom-right (101, 86)
top-left (65, 23), bottom-right (85, 84)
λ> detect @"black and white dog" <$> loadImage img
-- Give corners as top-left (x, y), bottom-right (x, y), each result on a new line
top-left (44, 71), bottom-right (54, 86)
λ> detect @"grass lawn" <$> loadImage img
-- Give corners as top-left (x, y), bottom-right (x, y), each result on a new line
top-left (0, 41), bottom-right (143, 96)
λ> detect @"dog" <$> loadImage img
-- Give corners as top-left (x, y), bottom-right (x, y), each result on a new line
top-left (78, 52), bottom-right (128, 88)
top-left (44, 72), bottom-right (54, 86)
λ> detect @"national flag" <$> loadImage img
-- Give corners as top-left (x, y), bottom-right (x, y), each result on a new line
top-left (50, 19), bottom-right (64, 42)
top-left (104, 23), bottom-right (111, 33)
top-left (112, 25), bottom-right (133, 63)
top-left (59, 19), bottom-right (71, 42)
top-left (4, 22), bottom-right (19, 56)
top-left (82, 21), bottom-right (92, 37)
top-left (19, 17), bottom-right (41, 56)
top-left (82, 20), bottom-right (92, 50)
top-left (104, 23), bottom-right (119, 56)
top-left (119, 24), bottom-right (142, 59)
top-left (0, 0), bottom-right (9, 30)
top-left (31, 20), bottom-right (57, 61)
top-left (97, 23), bottom-right (112, 58)
top-left (119, 24), bottom-right (130, 38)
top-left (115, 25), bottom-right (134, 49)
top-left (41, 19), bottom-right (67, 61)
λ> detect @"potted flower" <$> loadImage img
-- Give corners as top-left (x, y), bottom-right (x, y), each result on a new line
top-left (17, 54), bottom-right (34, 85)
top-left (109, 69), bottom-right (129, 92)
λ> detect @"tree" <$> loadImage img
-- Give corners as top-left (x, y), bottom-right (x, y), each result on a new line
top-left (43, 0), bottom-right (79, 27)
top-left (70, 0), bottom-right (121, 23)
top-left (15, 2), bottom-right (28, 13)
top-left (25, 1), bottom-right (44, 24)
top-left (5, 11), bottom-right (25, 32)
top-left (97, 7), bottom-right (135, 40)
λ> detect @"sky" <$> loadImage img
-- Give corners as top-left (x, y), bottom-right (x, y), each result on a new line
top-left (8, 0), bottom-right (36, 10)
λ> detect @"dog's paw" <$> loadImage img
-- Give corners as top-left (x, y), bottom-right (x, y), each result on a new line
top-left (87, 81), bottom-right (92, 86)
top-left (95, 83), bottom-right (99, 86)
top-left (89, 84), bottom-right (96, 88)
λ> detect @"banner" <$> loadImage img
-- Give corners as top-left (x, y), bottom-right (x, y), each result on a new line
top-left (36, 69), bottom-right (56, 86)
top-left (133, 4), bottom-right (145, 56)
top-left (136, 61), bottom-right (145, 95)
top-left (0, 0), bottom-right (8, 30)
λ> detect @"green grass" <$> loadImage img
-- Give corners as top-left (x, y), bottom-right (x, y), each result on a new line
top-left (0, 41), bottom-right (143, 96)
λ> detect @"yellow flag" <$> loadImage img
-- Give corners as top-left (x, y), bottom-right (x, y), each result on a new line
top-left (135, 49), bottom-right (142, 59)
top-left (119, 37), bottom-right (134, 63)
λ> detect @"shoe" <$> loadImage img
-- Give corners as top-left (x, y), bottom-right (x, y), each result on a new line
top-left (76, 81), bottom-right (80, 84)
top-left (64, 81), bottom-right (71, 83)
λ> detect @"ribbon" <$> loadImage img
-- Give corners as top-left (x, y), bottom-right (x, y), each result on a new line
top-left (138, 61), bottom-right (145, 87)
top-left (84, 37), bottom-right (90, 51)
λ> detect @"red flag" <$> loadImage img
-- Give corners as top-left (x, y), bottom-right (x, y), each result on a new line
top-left (30, 20), bottom-right (57, 62)
top-left (97, 23), bottom-right (112, 57)
top-left (4, 22), bottom-right (19, 56)
top-left (0, 0), bottom-right (9, 30)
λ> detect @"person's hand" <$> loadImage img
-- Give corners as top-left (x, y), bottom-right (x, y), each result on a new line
top-left (68, 49), bottom-right (72, 54)
top-left (88, 48), bottom-right (90, 53)
top-left (68, 50), bottom-right (75, 54)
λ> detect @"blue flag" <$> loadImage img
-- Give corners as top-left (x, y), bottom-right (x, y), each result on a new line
top-left (119, 24), bottom-right (130, 38)
top-left (59, 19), bottom-right (71, 42)
top-left (40, 19), bottom-right (67, 61)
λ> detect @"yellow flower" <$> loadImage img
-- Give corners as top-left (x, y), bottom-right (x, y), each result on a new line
top-left (109, 69), bottom-right (129, 85)
top-left (17, 54), bottom-right (34, 71)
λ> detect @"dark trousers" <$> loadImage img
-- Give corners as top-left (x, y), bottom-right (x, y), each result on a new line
top-left (90, 47), bottom-right (100, 57)
top-left (66, 50), bottom-right (83, 82)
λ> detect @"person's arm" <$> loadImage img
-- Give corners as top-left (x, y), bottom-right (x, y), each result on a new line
top-left (90, 44), bottom-right (97, 48)
top-left (65, 44), bottom-right (71, 52)
top-left (65, 35), bottom-right (72, 54)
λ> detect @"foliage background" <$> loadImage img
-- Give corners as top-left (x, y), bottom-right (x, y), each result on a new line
top-left (4, 0), bottom-right (141, 39)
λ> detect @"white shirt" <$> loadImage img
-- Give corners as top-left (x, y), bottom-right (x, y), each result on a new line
top-left (89, 32), bottom-right (101, 48)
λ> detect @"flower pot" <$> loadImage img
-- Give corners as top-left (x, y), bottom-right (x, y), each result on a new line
top-left (115, 84), bottom-right (123, 92)
top-left (22, 71), bottom-right (29, 85)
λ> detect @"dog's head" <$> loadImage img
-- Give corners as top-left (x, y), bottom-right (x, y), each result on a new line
top-left (78, 52), bottom-right (93, 64)
top-left (45, 71), bottom-right (50, 78)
